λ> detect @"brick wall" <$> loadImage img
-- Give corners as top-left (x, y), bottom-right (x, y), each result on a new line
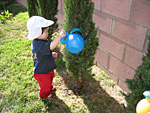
top-left (93, 0), bottom-right (150, 92)
top-left (17, 0), bottom-right (150, 92)
top-left (58, 0), bottom-right (150, 92)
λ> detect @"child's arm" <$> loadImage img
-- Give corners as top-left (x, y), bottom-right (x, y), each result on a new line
top-left (50, 29), bottom-right (66, 50)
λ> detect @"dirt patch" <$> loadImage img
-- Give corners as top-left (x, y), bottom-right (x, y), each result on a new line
top-left (52, 64), bottom-right (126, 112)
top-left (48, 44), bottom-right (127, 112)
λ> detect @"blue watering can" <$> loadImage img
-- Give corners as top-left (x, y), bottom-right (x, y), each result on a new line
top-left (60, 28), bottom-right (85, 54)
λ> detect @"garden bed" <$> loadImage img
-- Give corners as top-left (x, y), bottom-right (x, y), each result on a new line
top-left (0, 2), bottom-right (126, 112)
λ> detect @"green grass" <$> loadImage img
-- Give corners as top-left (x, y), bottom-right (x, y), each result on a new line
top-left (0, 3), bottom-right (125, 113)
top-left (0, 5), bottom-right (43, 112)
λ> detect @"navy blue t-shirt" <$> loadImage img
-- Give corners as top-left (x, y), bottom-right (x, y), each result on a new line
top-left (32, 39), bottom-right (57, 74)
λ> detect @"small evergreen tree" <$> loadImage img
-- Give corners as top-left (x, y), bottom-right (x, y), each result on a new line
top-left (26, 0), bottom-right (38, 17)
top-left (124, 36), bottom-right (150, 113)
top-left (26, 0), bottom-right (58, 41)
top-left (63, 0), bottom-right (99, 90)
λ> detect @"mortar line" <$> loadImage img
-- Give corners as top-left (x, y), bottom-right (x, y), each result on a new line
top-left (122, 44), bottom-right (126, 62)
top-left (110, 18), bottom-right (114, 35)
top-left (129, 0), bottom-right (134, 21)
top-left (96, 61), bottom-right (120, 85)
top-left (142, 30), bottom-right (150, 53)
top-left (99, 46), bottom-right (136, 71)
top-left (98, 29), bottom-right (147, 54)
top-left (100, 0), bottom-right (102, 12)
top-left (107, 53), bottom-right (110, 70)
top-left (94, 9), bottom-right (149, 29)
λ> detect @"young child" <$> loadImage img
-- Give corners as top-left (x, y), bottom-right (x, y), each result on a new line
top-left (27, 16), bottom-right (66, 99)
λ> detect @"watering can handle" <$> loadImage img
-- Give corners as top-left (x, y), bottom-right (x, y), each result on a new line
top-left (70, 28), bottom-right (83, 36)
top-left (60, 31), bottom-right (69, 44)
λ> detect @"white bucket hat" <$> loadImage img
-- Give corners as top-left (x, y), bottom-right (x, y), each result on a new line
top-left (27, 16), bottom-right (54, 40)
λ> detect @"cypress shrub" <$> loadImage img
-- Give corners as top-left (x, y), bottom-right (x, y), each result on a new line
top-left (26, 0), bottom-right (38, 17)
top-left (124, 36), bottom-right (150, 113)
top-left (63, 0), bottom-right (99, 90)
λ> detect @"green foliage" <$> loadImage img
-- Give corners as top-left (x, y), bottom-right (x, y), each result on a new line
top-left (63, 0), bottom-right (99, 81)
top-left (0, 14), bottom-right (6, 24)
top-left (124, 35), bottom-right (150, 113)
top-left (26, 0), bottom-right (58, 41)
top-left (0, 0), bottom-right (13, 11)
top-left (56, 59), bottom-right (66, 70)
top-left (0, 10), bottom-right (13, 24)
top-left (0, 1), bottom-right (7, 11)
top-left (7, 5), bottom-right (27, 15)
top-left (26, 0), bottom-right (38, 17)
top-left (0, 0), bottom-right (14, 24)
top-left (4, 10), bottom-right (13, 19)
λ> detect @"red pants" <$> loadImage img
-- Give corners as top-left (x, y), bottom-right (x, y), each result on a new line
top-left (33, 70), bottom-right (54, 98)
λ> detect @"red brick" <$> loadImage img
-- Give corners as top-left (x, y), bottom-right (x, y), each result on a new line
top-left (118, 79), bottom-right (131, 93)
top-left (96, 63), bottom-right (119, 84)
top-left (58, 10), bottom-right (65, 24)
top-left (112, 19), bottom-right (147, 50)
top-left (102, 0), bottom-right (132, 20)
top-left (95, 47), bottom-right (109, 68)
top-left (92, 0), bottom-right (101, 11)
top-left (97, 62), bottom-right (131, 92)
top-left (109, 55), bottom-right (135, 82)
top-left (93, 10), bottom-right (112, 34)
top-left (99, 32), bottom-right (125, 60)
top-left (124, 46), bottom-right (144, 69)
top-left (130, 0), bottom-right (150, 28)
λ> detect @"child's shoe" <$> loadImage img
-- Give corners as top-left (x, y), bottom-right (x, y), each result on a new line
top-left (51, 86), bottom-right (56, 91)
top-left (45, 94), bottom-right (53, 99)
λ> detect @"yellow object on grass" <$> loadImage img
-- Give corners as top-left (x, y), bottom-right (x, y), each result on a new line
top-left (136, 90), bottom-right (150, 113)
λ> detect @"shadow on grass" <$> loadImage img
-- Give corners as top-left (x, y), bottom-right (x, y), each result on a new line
top-left (41, 91), bottom-right (71, 113)
top-left (55, 47), bottom-right (125, 113)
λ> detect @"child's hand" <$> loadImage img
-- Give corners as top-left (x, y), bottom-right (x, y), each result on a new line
top-left (59, 29), bottom-right (66, 38)
top-left (52, 52), bottom-right (58, 58)
top-left (50, 29), bottom-right (66, 50)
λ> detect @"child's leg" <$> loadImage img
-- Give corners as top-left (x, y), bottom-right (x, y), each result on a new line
top-left (49, 70), bottom-right (54, 90)
top-left (33, 72), bottom-right (52, 98)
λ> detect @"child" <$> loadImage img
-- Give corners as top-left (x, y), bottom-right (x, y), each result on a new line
top-left (27, 16), bottom-right (66, 99)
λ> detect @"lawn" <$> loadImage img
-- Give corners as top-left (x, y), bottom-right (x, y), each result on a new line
top-left (0, 2), bottom-right (126, 113)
